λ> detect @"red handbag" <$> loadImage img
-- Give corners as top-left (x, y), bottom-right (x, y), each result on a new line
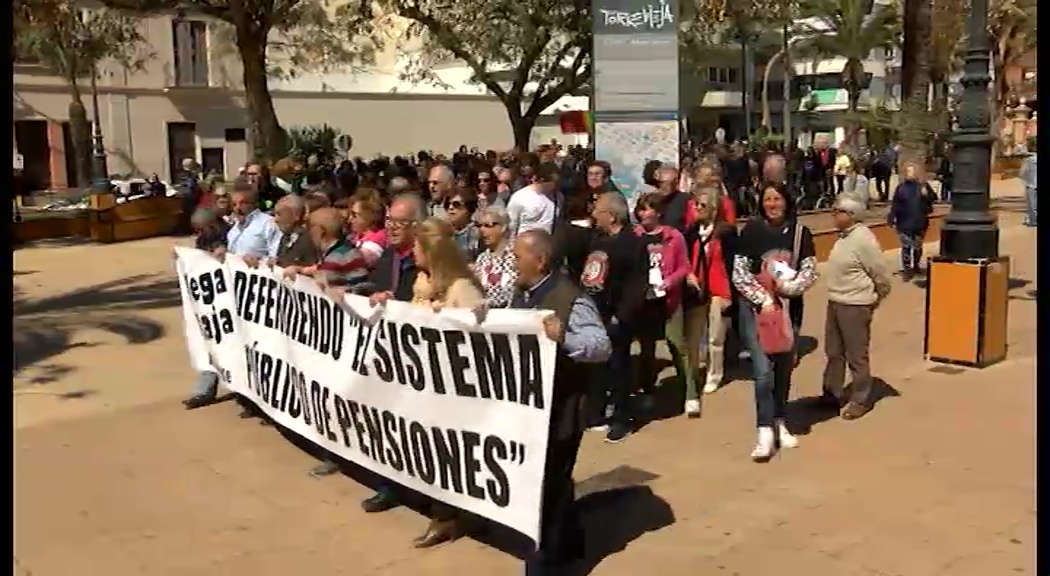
top-left (755, 263), bottom-right (795, 355)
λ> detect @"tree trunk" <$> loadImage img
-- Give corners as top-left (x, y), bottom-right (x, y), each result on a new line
top-left (930, 71), bottom-right (948, 134)
top-left (67, 84), bottom-right (92, 188)
top-left (845, 84), bottom-right (862, 156)
top-left (235, 23), bottom-right (286, 163)
top-left (507, 103), bottom-right (536, 152)
top-left (898, 0), bottom-right (932, 173)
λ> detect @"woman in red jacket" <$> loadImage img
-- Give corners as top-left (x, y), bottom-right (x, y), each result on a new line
top-left (633, 192), bottom-right (694, 401)
top-left (681, 184), bottom-right (737, 417)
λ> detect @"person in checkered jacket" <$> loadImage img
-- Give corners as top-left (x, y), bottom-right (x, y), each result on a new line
top-left (470, 206), bottom-right (518, 308)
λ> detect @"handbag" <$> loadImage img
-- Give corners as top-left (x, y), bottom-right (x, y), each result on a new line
top-left (756, 302), bottom-right (795, 354)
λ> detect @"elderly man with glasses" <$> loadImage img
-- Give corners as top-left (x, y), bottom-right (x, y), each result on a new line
top-left (318, 193), bottom-right (426, 507)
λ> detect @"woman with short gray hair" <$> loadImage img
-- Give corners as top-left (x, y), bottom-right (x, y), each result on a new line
top-left (470, 206), bottom-right (518, 308)
top-left (821, 193), bottom-right (892, 421)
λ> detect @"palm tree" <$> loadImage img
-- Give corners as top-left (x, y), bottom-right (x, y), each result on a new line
top-left (896, 0), bottom-right (933, 170)
top-left (795, 0), bottom-right (900, 154)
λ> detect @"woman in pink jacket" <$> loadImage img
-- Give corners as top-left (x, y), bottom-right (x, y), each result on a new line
top-left (633, 192), bottom-right (695, 399)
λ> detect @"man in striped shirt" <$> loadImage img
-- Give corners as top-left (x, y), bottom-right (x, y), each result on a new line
top-left (282, 207), bottom-right (369, 289)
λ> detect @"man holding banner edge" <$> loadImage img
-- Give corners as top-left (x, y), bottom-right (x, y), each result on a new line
top-left (512, 230), bottom-right (611, 576)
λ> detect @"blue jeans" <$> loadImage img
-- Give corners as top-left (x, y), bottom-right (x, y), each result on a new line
top-left (605, 322), bottom-right (636, 427)
top-left (738, 305), bottom-right (798, 428)
top-left (898, 233), bottom-right (923, 273)
top-left (193, 371), bottom-right (220, 397)
top-left (940, 181), bottom-right (952, 202)
top-left (1025, 186), bottom-right (1037, 226)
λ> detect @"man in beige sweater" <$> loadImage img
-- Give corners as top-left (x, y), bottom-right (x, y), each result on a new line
top-left (821, 193), bottom-right (893, 420)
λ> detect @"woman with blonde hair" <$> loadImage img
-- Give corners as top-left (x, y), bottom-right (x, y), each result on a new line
top-left (690, 160), bottom-right (737, 224)
top-left (403, 216), bottom-right (486, 548)
top-left (681, 184), bottom-right (737, 415)
top-left (410, 217), bottom-right (486, 312)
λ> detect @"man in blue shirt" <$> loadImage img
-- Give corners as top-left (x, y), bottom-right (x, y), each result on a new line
top-left (183, 184), bottom-right (280, 411)
top-left (226, 183), bottom-right (282, 261)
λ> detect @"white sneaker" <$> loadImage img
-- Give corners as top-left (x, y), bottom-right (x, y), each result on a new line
top-left (750, 427), bottom-right (775, 462)
top-left (702, 381), bottom-right (719, 394)
top-left (684, 399), bottom-right (701, 418)
top-left (776, 419), bottom-right (798, 449)
top-left (587, 425), bottom-right (609, 433)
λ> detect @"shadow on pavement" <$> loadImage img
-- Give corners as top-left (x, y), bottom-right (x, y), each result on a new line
top-left (13, 274), bottom-right (179, 377)
top-left (787, 377), bottom-right (901, 435)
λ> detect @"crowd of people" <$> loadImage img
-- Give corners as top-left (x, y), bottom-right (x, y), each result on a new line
top-left (176, 140), bottom-right (943, 575)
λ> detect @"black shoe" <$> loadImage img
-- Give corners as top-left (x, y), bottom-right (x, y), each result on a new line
top-left (361, 490), bottom-right (400, 513)
top-left (182, 394), bottom-right (216, 410)
top-left (605, 423), bottom-right (632, 444)
top-left (309, 460), bottom-right (340, 478)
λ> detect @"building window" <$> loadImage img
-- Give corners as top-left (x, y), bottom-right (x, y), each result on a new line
top-left (172, 19), bottom-right (209, 86)
top-left (706, 67), bottom-right (739, 86)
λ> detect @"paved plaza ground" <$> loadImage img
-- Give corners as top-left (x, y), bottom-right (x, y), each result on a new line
top-left (14, 183), bottom-right (1035, 576)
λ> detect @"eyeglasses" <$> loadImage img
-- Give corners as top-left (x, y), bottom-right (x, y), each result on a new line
top-left (478, 177), bottom-right (492, 183)
top-left (478, 222), bottom-right (500, 228)
top-left (385, 216), bottom-right (416, 228)
top-left (586, 170), bottom-right (605, 177)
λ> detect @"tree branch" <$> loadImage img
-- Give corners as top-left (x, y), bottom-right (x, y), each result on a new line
top-left (395, 2), bottom-right (509, 101)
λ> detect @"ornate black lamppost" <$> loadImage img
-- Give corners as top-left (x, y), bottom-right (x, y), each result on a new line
top-left (940, 0), bottom-right (998, 260)
top-left (923, 0), bottom-right (1009, 368)
top-left (89, 61), bottom-right (111, 191)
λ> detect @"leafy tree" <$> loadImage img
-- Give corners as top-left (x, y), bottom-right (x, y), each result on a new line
top-left (14, 0), bottom-right (151, 187)
top-left (988, 0), bottom-right (1036, 150)
top-left (795, 0), bottom-right (900, 153)
top-left (286, 123), bottom-right (349, 163)
top-left (101, 0), bottom-right (376, 163)
top-left (380, 0), bottom-right (591, 150)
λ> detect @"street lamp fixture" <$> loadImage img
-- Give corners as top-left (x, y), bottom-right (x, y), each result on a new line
top-left (89, 61), bottom-right (111, 193)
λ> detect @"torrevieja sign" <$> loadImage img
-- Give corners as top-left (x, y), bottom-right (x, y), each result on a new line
top-left (593, 0), bottom-right (678, 112)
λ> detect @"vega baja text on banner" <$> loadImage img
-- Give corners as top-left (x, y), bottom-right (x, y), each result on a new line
top-left (174, 247), bottom-right (558, 543)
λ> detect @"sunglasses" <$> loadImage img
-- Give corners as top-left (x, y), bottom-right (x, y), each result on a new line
top-left (444, 200), bottom-right (465, 210)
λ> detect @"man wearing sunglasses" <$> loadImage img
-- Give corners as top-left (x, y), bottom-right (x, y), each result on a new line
top-left (426, 164), bottom-right (454, 219)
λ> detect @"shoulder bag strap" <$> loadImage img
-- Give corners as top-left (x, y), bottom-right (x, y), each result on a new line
top-left (791, 222), bottom-right (803, 269)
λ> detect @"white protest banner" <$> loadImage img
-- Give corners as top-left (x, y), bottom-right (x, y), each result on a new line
top-left (175, 247), bottom-right (557, 543)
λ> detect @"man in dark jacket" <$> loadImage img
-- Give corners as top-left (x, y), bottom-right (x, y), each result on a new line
top-left (512, 230), bottom-right (610, 576)
top-left (271, 195), bottom-right (317, 267)
top-left (318, 193), bottom-right (424, 502)
top-left (582, 191), bottom-right (647, 443)
top-left (654, 166), bottom-right (691, 233)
